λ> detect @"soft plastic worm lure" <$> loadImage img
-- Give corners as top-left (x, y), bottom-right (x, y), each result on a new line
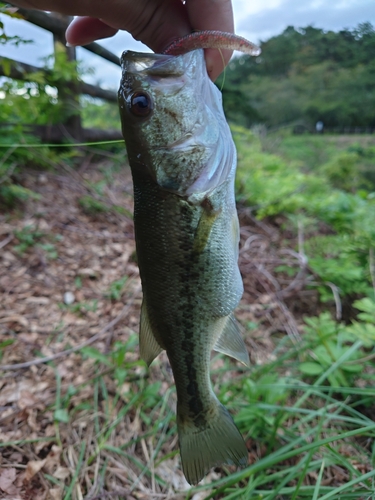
top-left (163, 30), bottom-right (261, 56)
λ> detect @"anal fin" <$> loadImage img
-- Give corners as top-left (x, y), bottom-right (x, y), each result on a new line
top-left (139, 300), bottom-right (163, 366)
top-left (214, 314), bottom-right (250, 367)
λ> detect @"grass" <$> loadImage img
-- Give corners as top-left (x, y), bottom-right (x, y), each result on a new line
top-left (7, 326), bottom-right (368, 499)
top-left (41, 336), bottom-right (375, 499)
top-left (1, 133), bottom-right (375, 498)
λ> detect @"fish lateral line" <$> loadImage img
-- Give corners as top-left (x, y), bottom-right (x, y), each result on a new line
top-left (163, 30), bottom-right (261, 57)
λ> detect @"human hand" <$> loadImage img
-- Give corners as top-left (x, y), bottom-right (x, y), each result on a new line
top-left (10, 0), bottom-right (234, 80)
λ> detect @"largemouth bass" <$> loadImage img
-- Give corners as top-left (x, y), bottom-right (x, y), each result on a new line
top-left (118, 46), bottom-right (250, 485)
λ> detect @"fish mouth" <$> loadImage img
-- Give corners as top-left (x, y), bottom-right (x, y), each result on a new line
top-left (119, 50), bottom-right (203, 105)
top-left (120, 50), bottom-right (197, 77)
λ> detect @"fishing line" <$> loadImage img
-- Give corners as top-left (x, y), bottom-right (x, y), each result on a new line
top-left (0, 139), bottom-right (124, 148)
top-left (218, 48), bottom-right (226, 92)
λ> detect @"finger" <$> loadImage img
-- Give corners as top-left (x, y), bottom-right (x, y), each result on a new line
top-left (124, 0), bottom-right (191, 52)
top-left (66, 17), bottom-right (118, 45)
top-left (14, 0), bottom-right (192, 53)
top-left (186, 0), bottom-right (234, 80)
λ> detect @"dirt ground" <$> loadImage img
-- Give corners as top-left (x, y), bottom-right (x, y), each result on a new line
top-left (0, 157), bottom-right (311, 499)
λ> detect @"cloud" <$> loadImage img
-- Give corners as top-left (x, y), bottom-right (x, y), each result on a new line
top-left (235, 0), bottom-right (375, 42)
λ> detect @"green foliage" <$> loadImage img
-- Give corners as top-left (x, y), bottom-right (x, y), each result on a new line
top-left (0, 126), bottom-right (82, 210)
top-left (59, 299), bottom-right (99, 315)
top-left (0, 38), bottom-right (92, 127)
top-left (78, 195), bottom-right (109, 215)
top-left (13, 224), bottom-right (60, 259)
top-left (81, 98), bottom-right (120, 130)
top-left (299, 313), bottom-right (365, 387)
top-left (234, 128), bottom-right (375, 393)
top-left (234, 127), bottom-right (375, 304)
top-left (205, 333), bottom-right (375, 498)
top-left (78, 194), bottom-right (129, 217)
top-left (104, 276), bottom-right (128, 301)
top-left (347, 297), bottom-right (375, 346)
top-left (0, 339), bottom-right (15, 362)
top-left (235, 373), bottom-right (290, 439)
top-left (319, 152), bottom-right (369, 191)
top-left (234, 126), bottom-right (329, 218)
top-left (0, 126), bottom-right (56, 208)
top-left (13, 225), bottom-right (45, 253)
top-left (298, 303), bottom-right (375, 388)
top-left (0, 4), bottom-right (33, 47)
top-left (353, 296), bottom-right (375, 322)
top-left (219, 23), bottom-right (375, 129)
top-left (0, 183), bottom-right (40, 207)
top-left (304, 234), bottom-right (372, 301)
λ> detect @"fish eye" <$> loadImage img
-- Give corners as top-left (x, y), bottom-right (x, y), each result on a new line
top-left (129, 91), bottom-right (153, 117)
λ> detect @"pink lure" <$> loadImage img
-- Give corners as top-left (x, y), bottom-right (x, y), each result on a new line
top-left (163, 30), bottom-right (261, 56)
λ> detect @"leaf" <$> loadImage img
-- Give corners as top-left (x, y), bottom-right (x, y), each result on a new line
top-left (357, 312), bottom-right (375, 323)
top-left (299, 362), bottom-right (324, 375)
top-left (54, 408), bottom-right (69, 423)
top-left (346, 322), bottom-right (375, 347)
top-left (1, 57), bottom-right (11, 76)
top-left (53, 466), bottom-right (70, 480)
top-left (25, 458), bottom-right (46, 481)
top-left (0, 467), bottom-right (16, 493)
top-left (81, 346), bottom-right (112, 366)
top-left (44, 445), bottom-right (62, 474)
top-left (49, 488), bottom-right (63, 500)
top-left (353, 297), bottom-right (375, 315)
top-left (0, 338), bottom-right (15, 348)
top-left (342, 363), bottom-right (363, 373)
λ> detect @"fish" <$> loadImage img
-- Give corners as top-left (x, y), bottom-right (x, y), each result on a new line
top-left (118, 37), bottom-right (253, 485)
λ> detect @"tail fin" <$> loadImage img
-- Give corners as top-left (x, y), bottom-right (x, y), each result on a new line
top-left (177, 403), bottom-right (248, 485)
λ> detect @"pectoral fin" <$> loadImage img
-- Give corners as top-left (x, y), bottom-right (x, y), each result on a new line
top-left (214, 314), bottom-right (250, 367)
top-left (139, 300), bottom-right (163, 366)
top-left (193, 199), bottom-right (221, 254)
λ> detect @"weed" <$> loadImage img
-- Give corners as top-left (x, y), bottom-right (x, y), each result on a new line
top-left (13, 224), bottom-right (60, 259)
top-left (78, 195), bottom-right (109, 214)
top-left (0, 183), bottom-right (41, 207)
top-left (2, 107), bottom-right (375, 497)
top-left (78, 194), bottom-right (131, 217)
top-left (104, 276), bottom-right (128, 301)
top-left (13, 224), bottom-right (45, 253)
top-left (299, 313), bottom-right (364, 387)
top-left (74, 276), bottom-right (82, 289)
top-left (0, 339), bottom-right (15, 362)
top-left (58, 299), bottom-right (98, 314)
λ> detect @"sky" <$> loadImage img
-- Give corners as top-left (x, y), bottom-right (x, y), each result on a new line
top-left (0, 0), bottom-right (374, 90)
